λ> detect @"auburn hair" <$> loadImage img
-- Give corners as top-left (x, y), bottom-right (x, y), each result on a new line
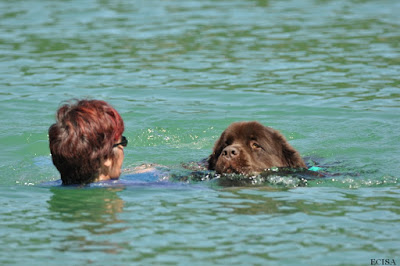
top-left (49, 99), bottom-right (124, 185)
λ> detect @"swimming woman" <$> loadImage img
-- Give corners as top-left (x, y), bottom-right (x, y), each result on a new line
top-left (48, 99), bottom-right (127, 185)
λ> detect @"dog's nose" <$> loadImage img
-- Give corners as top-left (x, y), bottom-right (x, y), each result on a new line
top-left (222, 146), bottom-right (239, 159)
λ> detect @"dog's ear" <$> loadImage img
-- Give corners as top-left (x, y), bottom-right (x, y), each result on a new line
top-left (207, 131), bottom-right (226, 170)
top-left (271, 129), bottom-right (307, 168)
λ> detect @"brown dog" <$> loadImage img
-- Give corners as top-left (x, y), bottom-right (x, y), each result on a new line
top-left (208, 121), bottom-right (306, 175)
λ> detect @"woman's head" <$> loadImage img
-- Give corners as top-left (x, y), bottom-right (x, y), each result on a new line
top-left (49, 99), bottom-right (125, 185)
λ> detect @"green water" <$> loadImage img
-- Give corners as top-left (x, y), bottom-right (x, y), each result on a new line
top-left (0, 0), bottom-right (399, 265)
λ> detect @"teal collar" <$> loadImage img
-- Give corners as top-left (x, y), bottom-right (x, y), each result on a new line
top-left (308, 166), bottom-right (323, 172)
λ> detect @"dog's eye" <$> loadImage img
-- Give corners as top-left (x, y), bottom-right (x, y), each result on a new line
top-left (251, 142), bottom-right (262, 149)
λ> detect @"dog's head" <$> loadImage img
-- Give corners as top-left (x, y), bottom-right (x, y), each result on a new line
top-left (208, 121), bottom-right (306, 175)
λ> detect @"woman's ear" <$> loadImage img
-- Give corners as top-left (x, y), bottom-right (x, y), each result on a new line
top-left (96, 158), bottom-right (113, 181)
top-left (100, 158), bottom-right (112, 177)
top-left (103, 158), bottom-right (112, 167)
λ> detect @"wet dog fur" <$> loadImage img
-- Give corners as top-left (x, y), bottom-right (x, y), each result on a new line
top-left (207, 121), bottom-right (306, 175)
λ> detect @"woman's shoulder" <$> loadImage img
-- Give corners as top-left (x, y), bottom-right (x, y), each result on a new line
top-left (39, 164), bottom-right (169, 188)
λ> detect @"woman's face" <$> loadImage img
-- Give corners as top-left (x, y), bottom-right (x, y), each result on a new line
top-left (98, 136), bottom-right (126, 181)
top-left (109, 144), bottom-right (124, 179)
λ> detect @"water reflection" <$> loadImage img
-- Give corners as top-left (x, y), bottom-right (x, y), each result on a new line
top-left (218, 187), bottom-right (290, 215)
top-left (216, 187), bottom-right (338, 216)
top-left (47, 187), bottom-right (128, 253)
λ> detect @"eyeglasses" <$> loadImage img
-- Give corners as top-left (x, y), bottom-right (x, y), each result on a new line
top-left (113, 136), bottom-right (128, 148)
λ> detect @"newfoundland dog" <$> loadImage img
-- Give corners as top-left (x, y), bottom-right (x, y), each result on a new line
top-left (208, 121), bottom-right (306, 175)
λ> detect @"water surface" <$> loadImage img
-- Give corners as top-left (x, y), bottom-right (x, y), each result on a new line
top-left (0, 0), bottom-right (399, 265)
